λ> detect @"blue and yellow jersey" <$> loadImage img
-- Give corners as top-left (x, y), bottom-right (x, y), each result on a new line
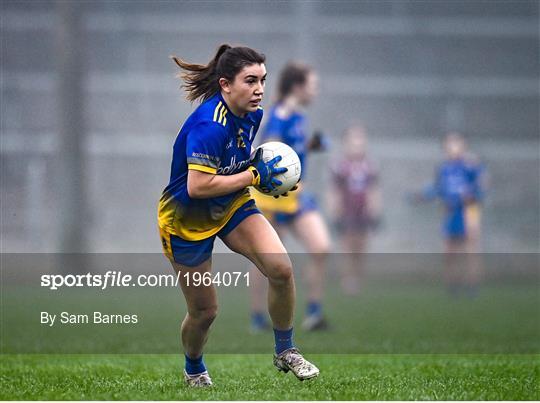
top-left (262, 105), bottom-right (308, 175)
top-left (425, 158), bottom-right (485, 208)
top-left (252, 105), bottom-right (309, 214)
top-left (158, 92), bottom-right (263, 241)
top-left (424, 157), bottom-right (485, 237)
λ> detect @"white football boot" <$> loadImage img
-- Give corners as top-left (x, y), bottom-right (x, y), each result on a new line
top-left (273, 348), bottom-right (320, 380)
top-left (183, 369), bottom-right (213, 387)
top-left (301, 314), bottom-right (329, 331)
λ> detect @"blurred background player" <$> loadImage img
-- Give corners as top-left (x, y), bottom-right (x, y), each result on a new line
top-left (329, 124), bottom-right (381, 295)
top-left (250, 61), bottom-right (332, 332)
top-left (410, 132), bottom-right (486, 297)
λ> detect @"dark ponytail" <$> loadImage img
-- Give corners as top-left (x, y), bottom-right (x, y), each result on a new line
top-left (172, 44), bottom-right (266, 103)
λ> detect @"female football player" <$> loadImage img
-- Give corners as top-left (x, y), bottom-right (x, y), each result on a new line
top-left (250, 62), bottom-right (331, 332)
top-left (330, 124), bottom-right (381, 295)
top-left (411, 132), bottom-right (485, 297)
top-left (158, 44), bottom-right (319, 387)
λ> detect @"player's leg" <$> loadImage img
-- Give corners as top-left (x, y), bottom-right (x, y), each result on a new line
top-left (291, 210), bottom-right (331, 329)
top-left (465, 204), bottom-right (482, 252)
top-left (464, 204), bottom-right (483, 296)
top-left (249, 213), bottom-right (288, 332)
top-left (249, 267), bottom-right (269, 331)
top-left (341, 229), bottom-right (368, 295)
top-left (160, 229), bottom-right (217, 387)
top-left (443, 208), bottom-right (470, 296)
top-left (168, 258), bottom-right (216, 386)
top-left (351, 230), bottom-right (369, 284)
top-left (223, 213), bottom-right (294, 330)
top-left (444, 237), bottom-right (467, 296)
top-left (221, 213), bottom-right (319, 380)
top-left (170, 259), bottom-right (217, 360)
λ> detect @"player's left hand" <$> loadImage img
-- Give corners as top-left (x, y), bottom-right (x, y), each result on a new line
top-left (249, 148), bottom-right (288, 192)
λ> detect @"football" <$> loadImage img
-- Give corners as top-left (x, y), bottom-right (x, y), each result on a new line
top-left (253, 141), bottom-right (301, 196)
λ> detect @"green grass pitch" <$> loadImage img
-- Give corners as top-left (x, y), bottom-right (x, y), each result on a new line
top-left (1, 354), bottom-right (538, 400)
top-left (1, 275), bottom-right (538, 400)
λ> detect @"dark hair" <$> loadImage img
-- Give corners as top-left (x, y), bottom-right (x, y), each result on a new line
top-left (277, 61), bottom-right (312, 102)
top-left (171, 44), bottom-right (266, 103)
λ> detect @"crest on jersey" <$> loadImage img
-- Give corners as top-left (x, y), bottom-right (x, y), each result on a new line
top-left (237, 128), bottom-right (246, 148)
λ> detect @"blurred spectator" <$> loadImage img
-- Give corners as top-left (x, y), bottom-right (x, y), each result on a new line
top-left (329, 123), bottom-right (381, 295)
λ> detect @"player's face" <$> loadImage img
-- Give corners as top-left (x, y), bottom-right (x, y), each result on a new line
top-left (445, 135), bottom-right (465, 159)
top-left (345, 127), bottom-right (367, 157)
top-left (222, 63), bottom-right (266, 116)
top-left (297, 72), bottom-right (319, 106)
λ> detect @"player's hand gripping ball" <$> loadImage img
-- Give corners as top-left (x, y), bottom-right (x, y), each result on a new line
top-left (252, 142), bottom-right (302, 196)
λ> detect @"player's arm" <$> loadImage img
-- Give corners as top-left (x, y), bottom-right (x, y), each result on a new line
top-left (367, 169), bottom-right (382, 219)
top-left (327, 183), bottom-right (344, 223)
top-left (186, 122), bottom-right (256, 198)
top-left (328, 165), bottom-right (345, 220)
top-left (367, 185), bottom-right (383, 227)
top-left (466, 158), bottom-right (487, 203)
top-left (408, 166), bottom-right (441, 204)
top-left (187, 150), bottom-right (287, 199)
top-left (187, 169), bottom-right (253, 198)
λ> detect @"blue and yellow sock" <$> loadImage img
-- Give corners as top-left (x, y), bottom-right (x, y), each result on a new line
top-left (274, 327), bottom-right (294, 355)
top-left (306, 301), bottom-right (322, 317)
top-left (185, 354), bottom-right (206, 375)
top-left (251, 311), bottom-right (268, 328)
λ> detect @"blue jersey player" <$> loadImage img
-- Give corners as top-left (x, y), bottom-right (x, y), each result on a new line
top-left (420, 133), bottom-right (485, 244)
top-left (250, 62), bottom-right (331, 332)
top-left (412, 132), bottom-right (486, 296)
top-left (158, 45), bottom-right (319, 387)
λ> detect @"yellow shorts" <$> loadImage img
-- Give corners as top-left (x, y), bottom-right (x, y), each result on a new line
top-left (250, 183), bottom-right (303, 214)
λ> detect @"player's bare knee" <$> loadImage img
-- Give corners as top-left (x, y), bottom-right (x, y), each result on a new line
top-left (190, 305), bottom-right (218, 327)
top-left (267, 260), bottom-right (293, 284)
top-left (306, 233), bottom-right (331, 255)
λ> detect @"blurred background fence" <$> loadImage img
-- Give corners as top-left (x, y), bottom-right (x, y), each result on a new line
top-left (1, 0), bottom-right (538, 254)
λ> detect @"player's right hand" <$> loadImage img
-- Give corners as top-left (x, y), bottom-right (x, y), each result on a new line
top-left (249, 148), bottom-right (287, 192)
